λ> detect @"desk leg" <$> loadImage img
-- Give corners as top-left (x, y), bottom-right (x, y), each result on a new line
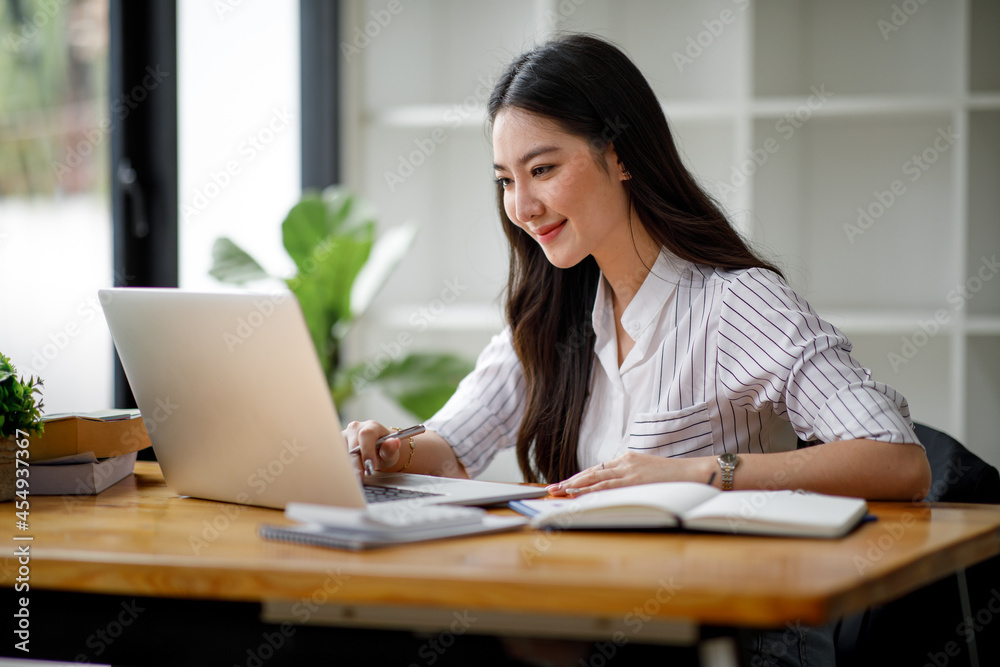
top-left (698, 636), bottom-right (741, 667)
top-left (957, 568), bottom-right (981, 667)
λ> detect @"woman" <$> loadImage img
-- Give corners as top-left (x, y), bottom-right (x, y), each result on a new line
top-left (345, 32), bottom-right (931, 667)
top-left (346, 34), bottom-right (929, 502)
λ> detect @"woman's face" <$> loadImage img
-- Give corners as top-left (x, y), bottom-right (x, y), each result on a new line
top-left (492, 108), bottom-right (633, 271)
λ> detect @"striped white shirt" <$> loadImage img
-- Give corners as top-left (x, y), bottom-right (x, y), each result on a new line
top-left (426, 249), bottom-right (919, 479)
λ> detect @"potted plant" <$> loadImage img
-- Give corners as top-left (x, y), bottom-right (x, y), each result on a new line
top-left (209, 187), bottom-right (472, 420)
top-left (0, 354), bottom-right (44, 501)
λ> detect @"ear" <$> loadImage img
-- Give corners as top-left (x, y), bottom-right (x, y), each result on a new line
top-left (604, 142), bottom-right (630, 181)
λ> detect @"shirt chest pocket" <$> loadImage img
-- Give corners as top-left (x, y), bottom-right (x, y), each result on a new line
top-left (628, 402), bottom-right (714, 457)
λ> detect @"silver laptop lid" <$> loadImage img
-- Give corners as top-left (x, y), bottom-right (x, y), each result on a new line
top-left (100, 288), bottom-right (365, 510)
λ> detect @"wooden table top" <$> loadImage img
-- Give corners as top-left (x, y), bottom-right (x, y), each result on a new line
top-left (4, 462), bottom-right (999, 628)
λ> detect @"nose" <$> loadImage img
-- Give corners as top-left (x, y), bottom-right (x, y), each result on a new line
top-left (511, 181), bottom-right (543, 223)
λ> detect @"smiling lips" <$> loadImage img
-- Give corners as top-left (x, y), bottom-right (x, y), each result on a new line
top-left (532, 219), bottom-right (567, 245)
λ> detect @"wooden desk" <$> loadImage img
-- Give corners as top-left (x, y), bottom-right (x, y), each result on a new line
top-left (5, 462), bottom-right (1000, 644)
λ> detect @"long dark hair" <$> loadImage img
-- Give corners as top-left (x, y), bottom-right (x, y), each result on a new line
top-left (488, 34), bottom-right (782, 483)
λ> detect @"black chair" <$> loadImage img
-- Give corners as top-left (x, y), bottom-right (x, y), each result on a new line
top-left (916, 423), bottom-right (1000, 504)
top-left (832, 423), bottom-right (1000, 667)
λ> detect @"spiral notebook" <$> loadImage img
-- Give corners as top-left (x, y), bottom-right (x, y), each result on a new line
top-left (259, 502), bottom-right (527, 551)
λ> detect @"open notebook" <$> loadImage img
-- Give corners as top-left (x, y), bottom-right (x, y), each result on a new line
top-left (510, 482), bottom-right (870, 538)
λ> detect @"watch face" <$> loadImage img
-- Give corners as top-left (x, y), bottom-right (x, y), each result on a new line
top-left (719, 452), bottom-right (739, 466)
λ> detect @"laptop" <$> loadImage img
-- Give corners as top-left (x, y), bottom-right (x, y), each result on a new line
top-left (99, 288), bottom-right (546, 510)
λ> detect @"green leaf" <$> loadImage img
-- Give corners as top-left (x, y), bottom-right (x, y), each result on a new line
top-left (282, 197), bottom-right (331, 270)
top-left (205, 190), bottom-right (474, 421)
top-left (209, 238), bottom-right (270, 285)
top-left (286, 276), bottom-right (335, 377)
top-left (357, 353), bottom-right (474, 421)
top-left (0, 355), bottom-right (44, 438)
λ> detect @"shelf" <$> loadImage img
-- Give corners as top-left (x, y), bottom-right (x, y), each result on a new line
top-left (970, 0), bottom-right (1000, 94)
top-left (369, 302), bottom-right (504, 332)
top-left (366, 105), bottom-right (486, 129)
top-left (753, 0), bottom-right (964, 98)
top-left (818, 310), bottom-right (960, 336)
top-left (752, 114), bottom-right (956, 311)
top-left (348, 0), bottom-right (999, 461)
top-left (968, 93), bottom-right (1000, 110)
top-left (365, 99), bottom-right (740, 129)
top-left (966, 111), bottom-right (1000, 316)
top-left (966, 315), bottom-right (1000, 336)
top-left (751, 95), bottom-right (959, 119)
top-left (847, 332), bottom-right (955, 437)
top-left (965, 336), bottom-right (1000, 469)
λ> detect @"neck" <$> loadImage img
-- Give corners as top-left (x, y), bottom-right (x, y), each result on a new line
top-left (596, 223), bottom-right (661, 313)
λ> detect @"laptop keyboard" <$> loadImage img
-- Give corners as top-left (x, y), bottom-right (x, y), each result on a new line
top-left (363, 484), bottom-right (443, 503)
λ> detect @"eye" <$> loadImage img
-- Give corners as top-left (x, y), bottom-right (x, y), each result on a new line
top-left (531, 165), bottom-right (552, 177)
top-left (495, 177), bottom-right (512, 190)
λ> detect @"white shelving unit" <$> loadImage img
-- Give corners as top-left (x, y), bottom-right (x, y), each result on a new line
top-left (341, 0), bottom-right (1000, 470)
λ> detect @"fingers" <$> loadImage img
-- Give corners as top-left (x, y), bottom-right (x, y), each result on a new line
top-left (342, 421), bottom-right (401, 474)
top-left (546, 461), bottom-right (618, 497)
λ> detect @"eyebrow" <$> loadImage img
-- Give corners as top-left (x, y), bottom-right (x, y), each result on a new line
top-left (493, 145), bottom-right (560, 172)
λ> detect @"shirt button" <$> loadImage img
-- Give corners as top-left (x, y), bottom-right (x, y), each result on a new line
top-left (627, 322), bottom-right (640, 335)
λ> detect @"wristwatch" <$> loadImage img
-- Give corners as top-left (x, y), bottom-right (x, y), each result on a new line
top-left (717, 452), bottom-right (740, 491)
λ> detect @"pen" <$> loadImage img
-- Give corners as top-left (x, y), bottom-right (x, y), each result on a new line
top-left (348, 424), bottom-right (425, 475)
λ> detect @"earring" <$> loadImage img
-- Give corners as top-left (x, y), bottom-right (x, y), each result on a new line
top-left (621, 169), bottom-right (632, 180)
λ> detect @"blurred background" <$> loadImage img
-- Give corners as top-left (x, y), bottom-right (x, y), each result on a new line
top-left (1, 0), bottom-right (997, 474)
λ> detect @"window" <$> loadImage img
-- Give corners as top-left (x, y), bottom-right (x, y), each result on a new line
top-left (0, 0), bottom-right (113, 412)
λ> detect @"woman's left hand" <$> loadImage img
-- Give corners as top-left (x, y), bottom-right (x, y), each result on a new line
top-left (546, 451), bottom-right (714, 496)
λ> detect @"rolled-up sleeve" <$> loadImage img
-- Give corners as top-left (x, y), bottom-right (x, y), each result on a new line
top-left (716, 268), bottom-right (920, 446)
top-left (424, 328), bottom-right (527, 477)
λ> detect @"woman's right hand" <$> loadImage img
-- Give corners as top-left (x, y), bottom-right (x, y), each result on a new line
top-left (342, 420), bottom-right (404, 476)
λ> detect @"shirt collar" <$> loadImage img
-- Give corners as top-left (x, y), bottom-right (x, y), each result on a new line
top-left (591, 248), bottom-right (686, 374)
top-left (592, 248), bottom-right (686, 338)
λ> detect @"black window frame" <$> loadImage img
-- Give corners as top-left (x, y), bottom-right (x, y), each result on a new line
top-left (110, 0), bottom-right (341, 412)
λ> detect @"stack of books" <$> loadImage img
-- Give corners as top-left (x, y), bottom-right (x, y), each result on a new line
top-left (29, 410), bottom-right (152, 495)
